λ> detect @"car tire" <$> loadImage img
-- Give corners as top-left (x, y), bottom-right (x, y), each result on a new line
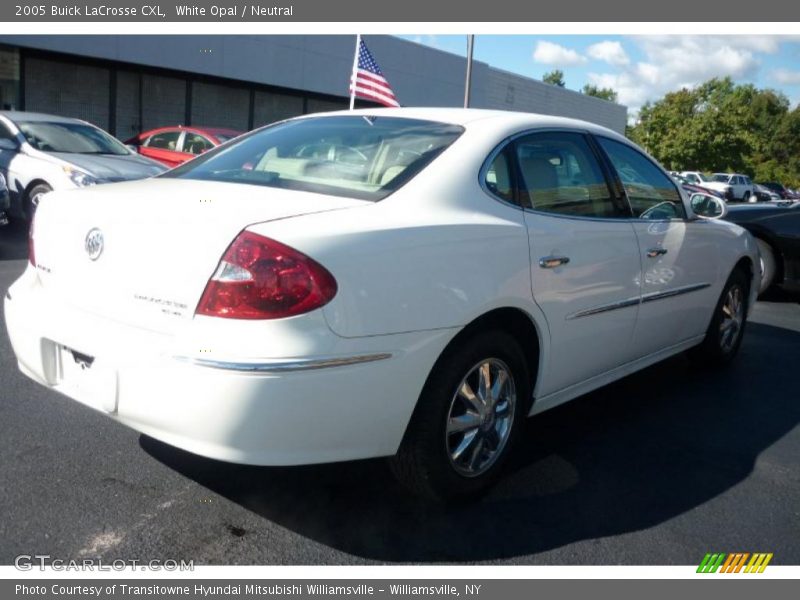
top-left (688, 267), bottom-right (750, 367)
top-left (755, 238), bottom-right (776, 296)
top-left (24, 183), bottom-right (52, 221)
top-left (389, 330), bottom-right (531, 502)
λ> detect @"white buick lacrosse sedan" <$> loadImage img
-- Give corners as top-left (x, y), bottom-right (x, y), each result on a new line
top-left (5, 108), bottom-right (759, 500)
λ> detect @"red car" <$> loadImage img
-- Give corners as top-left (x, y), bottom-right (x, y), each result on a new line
top-left (126, 126), bottom-right (243, 168)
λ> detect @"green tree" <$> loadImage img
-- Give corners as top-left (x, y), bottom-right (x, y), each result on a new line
top-left (628, 76), bottom-right (797, 183)
top-left (582, 84), bottom-right (618, 103)
top-left (542, 69), bottom-right (565, 87)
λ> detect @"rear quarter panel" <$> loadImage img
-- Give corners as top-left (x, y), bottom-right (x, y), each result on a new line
top-left (245, 121), bottom-right (546, 339)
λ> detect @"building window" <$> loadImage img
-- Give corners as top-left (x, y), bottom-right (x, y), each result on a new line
top-left (0, 47), bottom-right (19, 110)
top-left (141, 74), bottom-right (185, 131)
top-left (191, 81), bottom-right (249, 130)
top-left (24, 57), bottom-right (110, 130)
top-left (253, 90), bottom-right (304, 127)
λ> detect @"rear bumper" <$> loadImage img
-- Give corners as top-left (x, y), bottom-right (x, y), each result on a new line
top-left (4, 269), bottom-right (455, 465)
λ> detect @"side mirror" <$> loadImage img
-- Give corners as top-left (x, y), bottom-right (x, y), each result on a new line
top-left (0, 138), bottom-right (19, 151)
top-left (691, 193), bottom-right (728, 220)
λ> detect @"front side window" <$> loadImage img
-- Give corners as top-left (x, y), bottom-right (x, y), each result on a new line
top-left (18, 120), bottom-right (128, 155)
top-left (597, 137), bottom-right (686, 220)
top-left (513, 131), bottom-right (623, 218)
top-left (145, 130), bottom-right (182, 151)
top-left (163, 116), bottom-right (464, 202)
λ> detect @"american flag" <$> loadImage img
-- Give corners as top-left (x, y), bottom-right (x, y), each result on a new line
top-left (349, 38), bottom-right (400, 108)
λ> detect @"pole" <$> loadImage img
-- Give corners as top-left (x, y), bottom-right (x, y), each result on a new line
top-left (349, 34), bottom-right (361, 110)
top-left (464, 35), bottom-right (474, 108)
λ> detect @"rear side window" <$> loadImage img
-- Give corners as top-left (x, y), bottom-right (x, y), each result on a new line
top-left (484, 150), bottom-right (515, 204)
top-left (145, 131), bottom-right (182, 151)
top-left (513, 131), bottom-right (623, 218)
top-left (597, 137), bottom-right (686, 220)
top-left (163, 116), bottom-right (464, 201)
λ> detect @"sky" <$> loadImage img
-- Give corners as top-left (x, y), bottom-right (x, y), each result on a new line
top-left (398, 35), bottom-right (800, 118)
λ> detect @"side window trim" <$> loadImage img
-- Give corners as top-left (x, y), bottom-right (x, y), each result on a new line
top-left (593, 134), bottom-right (687, 222)
top-left (584, 133), bottom-right (634, 219)
top-left (504, 143), bottom-right (529, 209)
top-left (175, 131), bottom-right (187, 154)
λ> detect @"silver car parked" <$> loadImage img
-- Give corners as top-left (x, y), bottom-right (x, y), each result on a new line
top-left (0, 111), bottom-right (166, 220)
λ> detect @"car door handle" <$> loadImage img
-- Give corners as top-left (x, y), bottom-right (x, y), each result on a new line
top-left (539, 255), bottom-right (570, 269)
top-left (646, 247), bottom-right (668, 258)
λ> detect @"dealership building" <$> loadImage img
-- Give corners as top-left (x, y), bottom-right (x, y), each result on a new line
top-left (0, 35), bottom-right (627, 140)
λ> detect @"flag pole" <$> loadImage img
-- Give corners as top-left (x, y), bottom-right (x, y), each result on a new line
top-left (349, 34), bottom-right (361, 110)
top-left (464, 35), bottom-right (474, 108)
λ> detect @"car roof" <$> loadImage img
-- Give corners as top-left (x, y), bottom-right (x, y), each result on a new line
top-left (136, 125), bottom-right (242, 138)
top-left (199, 127), bottom-right (242, 136)
top-left (0, 111), bottom-right (86, 124)
top-left (295, 107), bottom-right (628, 141)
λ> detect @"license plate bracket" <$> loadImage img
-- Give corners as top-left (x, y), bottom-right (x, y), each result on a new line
top-left (56, 344), bottom-right (118, 414)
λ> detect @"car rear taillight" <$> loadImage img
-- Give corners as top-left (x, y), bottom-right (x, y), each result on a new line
top-left (196, 231), bottom-right (337, 320)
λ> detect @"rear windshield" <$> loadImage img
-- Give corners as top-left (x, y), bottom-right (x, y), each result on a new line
top-left (162, 116), bottom-right (464, 201)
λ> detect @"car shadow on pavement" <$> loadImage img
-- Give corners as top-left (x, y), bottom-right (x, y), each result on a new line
top-left (760, 286), bottom-right (800, 305)
top-left (141, 321), bottom-right (800, 562)
top-left (0, 220), bottom-right (29, 262)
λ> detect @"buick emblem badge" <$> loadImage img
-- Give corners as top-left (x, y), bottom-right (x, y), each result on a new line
top-left (85, 228), bottom-right (104, 261)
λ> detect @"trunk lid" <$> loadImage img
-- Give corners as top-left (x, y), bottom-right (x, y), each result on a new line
top-left (32, 178), bottom-right (366, 333)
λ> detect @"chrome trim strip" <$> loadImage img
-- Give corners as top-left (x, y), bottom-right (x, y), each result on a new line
top-left (173, 353), bottom-right (393, 373)
top-left (641, 282), bottom-right (711, 304)
top-left (566, 296), bottom-right (640, 320)
top-left (566, 282), bottom-right (711, 320)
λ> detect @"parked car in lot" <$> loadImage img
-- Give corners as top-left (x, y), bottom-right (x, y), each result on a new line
top-left (679, 171), bottom-right (734, 200)
top-left (759, 181), bottom-right (800, 201)
top-left (752, 183), bottom-right (782, 203)
top-left (5, 108), bottom-right (760, 501)
top-left (0, 112), bottom-right (166, 221)
top-left (711, 172), bottom-right (754, 202)
top-left (723, 202), bottom-right (800, 294)
top-left (126, 126), bottom-right (243, 168)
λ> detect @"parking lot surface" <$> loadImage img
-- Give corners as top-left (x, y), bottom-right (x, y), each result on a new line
top-left (1, 220), bottom-right (799, 565)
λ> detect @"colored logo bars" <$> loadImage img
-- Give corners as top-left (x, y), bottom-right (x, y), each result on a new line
top-left (697, 553), bottom-right (773, 573)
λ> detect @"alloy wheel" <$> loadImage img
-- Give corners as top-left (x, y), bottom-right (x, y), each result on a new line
top-left (445, 358), bottom-right (516, 477)
top-left (719, 284), bottom-right (745, 353)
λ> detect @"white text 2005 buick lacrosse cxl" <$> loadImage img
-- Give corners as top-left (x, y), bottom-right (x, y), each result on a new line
top-left (5, 108), bottom-right (759, 500)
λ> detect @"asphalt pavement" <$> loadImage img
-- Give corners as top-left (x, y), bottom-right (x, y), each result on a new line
top-left (1, 219), bottom-right (799, 565)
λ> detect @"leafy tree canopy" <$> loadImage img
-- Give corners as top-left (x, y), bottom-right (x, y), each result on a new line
top-left (628, 77), bottom-right (799, 187)
top-left (542, 69), bottom-right (565, 87)
top-left (582, 84), bottom-right (618, 103)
